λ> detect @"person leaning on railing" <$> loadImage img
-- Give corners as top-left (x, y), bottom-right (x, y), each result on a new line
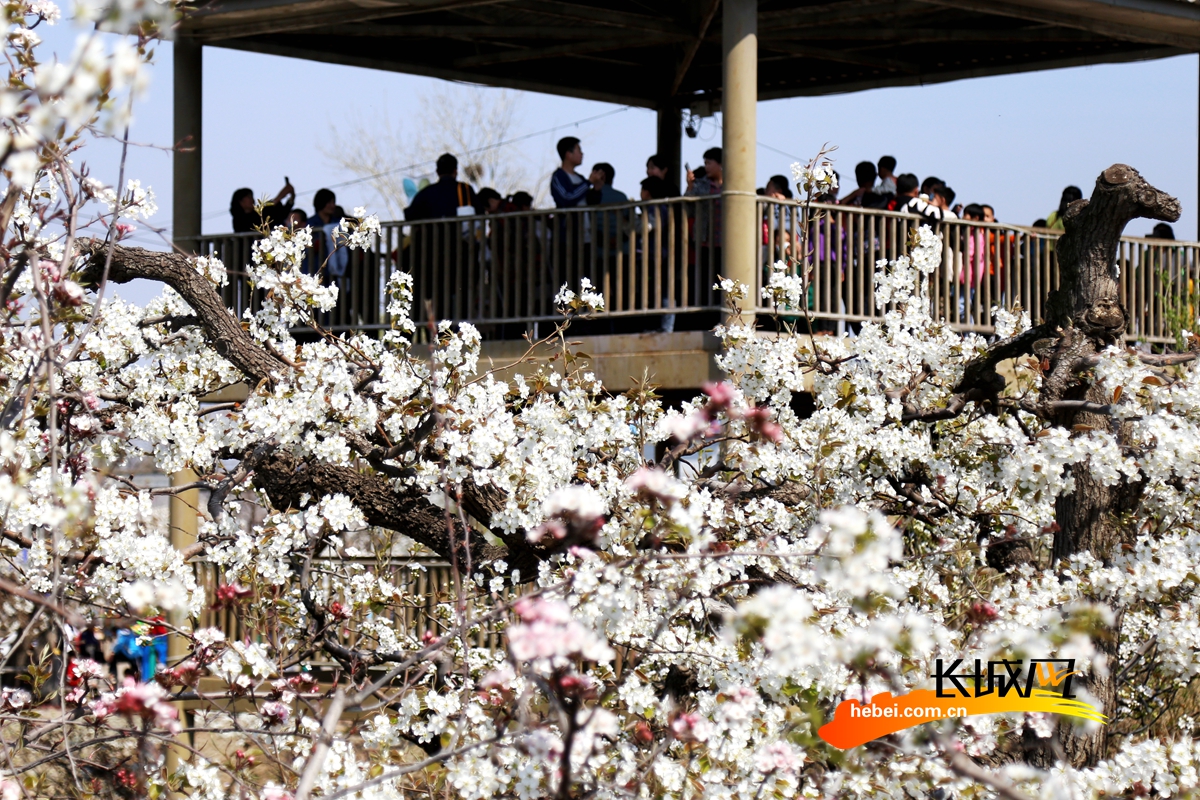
top-left (1144, 222), bottom-right (1192, 340)
top-left (646, 154), bottom-right (681, 198)
top-left (958, 204), bottom-right (988, 320)
top-left (400, 154), bottom-right (478, 327)
top-left (1043, 185), bottom-right (1082, 255)
top-left (684, 147), bottom-right (723, 324)
top-left (762, 174), bottom-right (793, 256)
top-left (640, 175), bottom-right (675, 333)
top-left (551, 137), bottom-right (590, 209)
top-left (586, 162), bottom-right (628, 262)
top-left (404, 153), bottom-right (477, 221)
top-left (761, 176), bottom-right (809, 326)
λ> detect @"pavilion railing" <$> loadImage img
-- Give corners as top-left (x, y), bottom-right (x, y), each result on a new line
top-left (194, 556), bottom-right (518, 655)
top-left (759, 199), bottom-right (1199, 343)
top-left (195, 197), bottom-right (1199, 345)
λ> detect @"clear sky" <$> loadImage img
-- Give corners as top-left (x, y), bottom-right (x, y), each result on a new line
top-left (40, 26), bottom-right (1200, 254)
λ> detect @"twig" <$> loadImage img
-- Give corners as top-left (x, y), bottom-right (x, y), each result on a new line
top-left (294, 689), bottom-right (346, 800)
top-left (0, 576), bottom-right (86, 627)
top-left (939, 736), bottom-right (1036, 800)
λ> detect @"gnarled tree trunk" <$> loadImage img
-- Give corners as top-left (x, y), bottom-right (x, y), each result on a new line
top-left (1039, 165), bottom-right (1179, 766)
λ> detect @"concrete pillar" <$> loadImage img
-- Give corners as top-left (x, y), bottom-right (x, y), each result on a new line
top-left (166, 468), bottom-right (198, 781)
top-left (170, 37), bottom-right (202, 669)
top-left (656, 105), bottom-right (682, 195)
top-left (173, 38), bottom-right (202, 253)
top-left (722, 0), bottom-right (757, 317)
top-left (167, 469), bottom-right (198, 659)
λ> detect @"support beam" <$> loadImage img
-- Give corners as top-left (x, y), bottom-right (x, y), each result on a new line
top-left (172, 38), bottom-right (202, 253)
top-left (761, 26), bottom-right (1109, 43)
top-left (510, 0), bottom-right (689, 35)
top-left (317, 24), bottom-right (607, 38)
top-left (188, 0), bottom-right (518, 39)
top-left (722, 0), bottom-right (757, 318)
top-left (757, 43), bottom-right (1183, 99)
top-left (761, 40), bottom-right (919, 73)
top-left (672, 0), bottom-right (722, 95)
top-left (208, 38), bottom-right (657, 106)
top-left (761, 0), bottom-right (930, 30)
top-left (656, 106), bottom-right (682, 196)
top-left (165, 466), bottom-right (199, 777)
top-left (914, 0), bottom-right (1200, 48)
top-left (454, 34), bottom-right (674, 68)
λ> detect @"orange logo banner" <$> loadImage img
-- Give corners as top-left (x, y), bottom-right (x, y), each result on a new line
top-left (818, 688), bottom-right (1105, 749)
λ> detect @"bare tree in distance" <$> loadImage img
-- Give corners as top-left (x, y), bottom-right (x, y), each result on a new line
top-left (328, 84), bottom-right (543, 217)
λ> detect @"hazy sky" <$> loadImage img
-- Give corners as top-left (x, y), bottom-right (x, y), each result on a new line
top-left (40, 26), bottom-right (1200, 255)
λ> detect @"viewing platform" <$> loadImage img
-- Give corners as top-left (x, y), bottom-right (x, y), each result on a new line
top-left (196, 197), bottom-right (1198, 392)
top-left (174, 0), bottom-right (1200, 396)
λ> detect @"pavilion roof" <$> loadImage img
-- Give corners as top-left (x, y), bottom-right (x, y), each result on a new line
top-left (180, 0), bottom-right (1200, 107)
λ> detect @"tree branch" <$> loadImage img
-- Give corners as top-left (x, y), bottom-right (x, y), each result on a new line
top-left (0, 576), bottom-right (86, 628)
top-left (249, 450), bottom-right (524, 572)
top-left (940, 737), bottom-right (1036, 800)
top-left (76, 241), bottom-right (286, 385)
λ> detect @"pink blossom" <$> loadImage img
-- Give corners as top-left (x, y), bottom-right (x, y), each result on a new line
top-left (260, 700), bottom-right (290, 727)
top-left (211, 582), bottom-right (253, 610)
top-left (114, 222), bottom-right (137, 238)
top-left (527, 519), bottom-right (565, 544)
top-left (287, 673), bottom-right (318, 693)
top-left (479, 664), bottom-right (515, 690)
top-left (702, 381), bottom-right (737, 416)
top-left (670, 711), bottom-right (711, 742)
top-left (625, 467), bottom-right (687, 505)
top-left (514, 597), bottom-right (573, 624)
top-left (743, 406), bottom-right (784, 444)
top-left (755, 741), bottom-right (801, 773)
top-left (157, 660), bottom-right (203, 687)
top-left (1, 687), bottom-right (31, 710)
top-left (528, 485), bottom-right (606, 548)
top-left (53, 279), bottom-right (84, 307)
top-left (73, 659), bottom-right (106, 679)
top-left (91, 678), bottom-right (180, 734)
top-left (553, 672), bottom-right (599, 699)
top-left (968, 601), bottom-right (999, 624)
top-left (508, 598), bottom-right (614, 664)
top-left (663, 412), bottom-right (711, 443)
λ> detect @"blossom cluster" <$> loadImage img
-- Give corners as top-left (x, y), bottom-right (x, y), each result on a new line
top-left (6, 4), bottom-right (1200, 792)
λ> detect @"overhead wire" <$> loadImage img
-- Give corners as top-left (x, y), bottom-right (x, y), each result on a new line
top-left (199, 104), bottom-right (644, 222)
top-left (707, 114), bottom-right (807, 163)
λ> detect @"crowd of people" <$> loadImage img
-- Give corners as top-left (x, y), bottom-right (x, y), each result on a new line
top-left (232, 147), bottom-right (1183, 242)
top-left (226, 146), bottom-right (1178, 329)
top-left (791, 155), bottom-right (991, 227)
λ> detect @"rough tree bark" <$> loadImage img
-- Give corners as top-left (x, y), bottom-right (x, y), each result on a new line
top-left (905, 165), bottom-right (1179, 767)
top-left (76, 241), bottom-right (543, 578)
top-left (1035, 165), bottom-right (1178, 767)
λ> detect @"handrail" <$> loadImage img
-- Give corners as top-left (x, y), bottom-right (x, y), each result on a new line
top-left (194, 197), bottom-right (1199, 345)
